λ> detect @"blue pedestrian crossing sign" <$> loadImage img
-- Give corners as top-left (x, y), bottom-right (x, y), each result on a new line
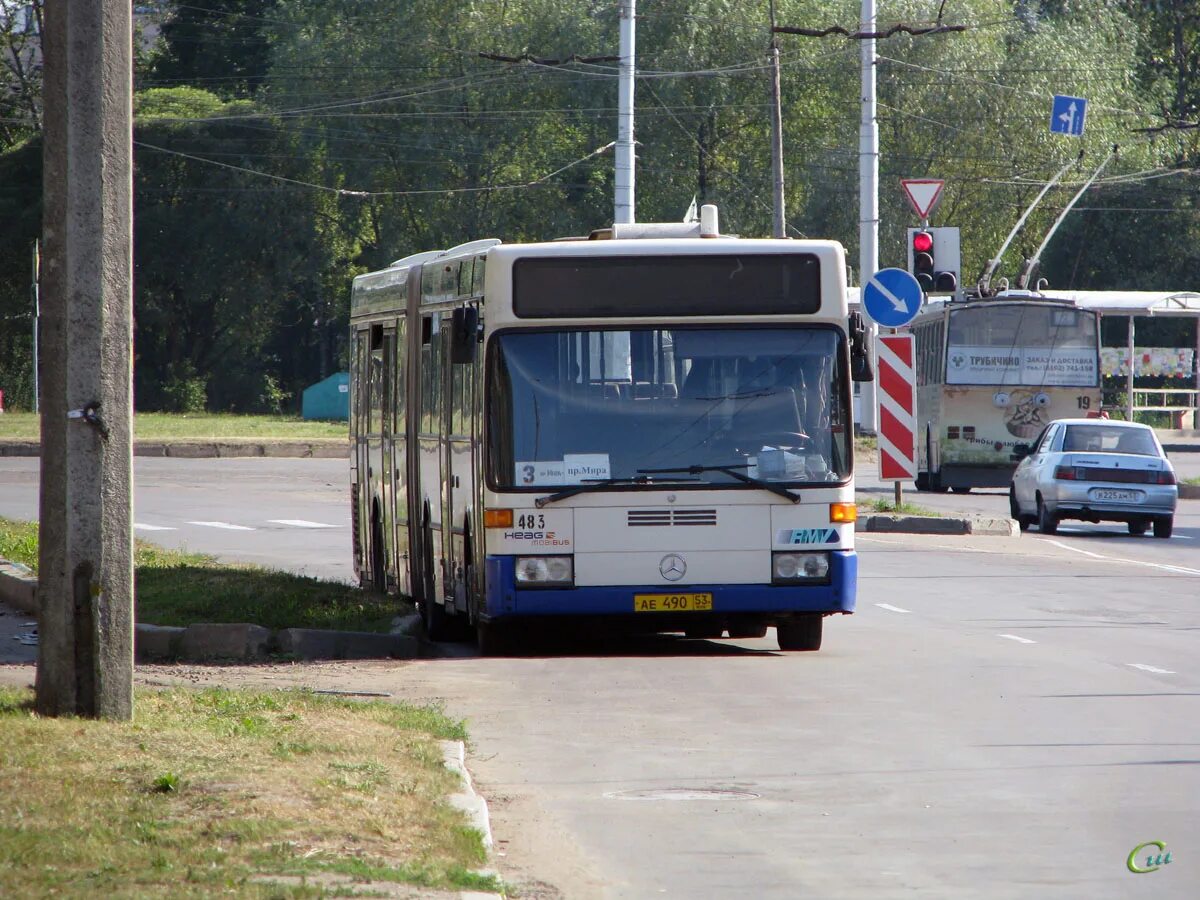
top-left (1050, 95), bottom-right (1087, 136)
top-left (862, 268), bottom-right (923, 328)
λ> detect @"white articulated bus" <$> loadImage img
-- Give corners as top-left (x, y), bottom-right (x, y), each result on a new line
top-left (909, 291), bottom-right (1102, 492)
top-left (349, 210), bottom-right (873, 654)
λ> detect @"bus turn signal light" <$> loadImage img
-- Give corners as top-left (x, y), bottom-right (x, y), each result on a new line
top-left (830, 502), bottom-right (857, 523)
top-left (484, 508), bottom-right (514, 528)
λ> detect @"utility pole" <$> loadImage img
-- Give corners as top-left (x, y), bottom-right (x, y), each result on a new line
top-left (768, 0), bottom-right (785, 238)
top-left (858, 0), bottom-right (880, 434)
top-left (36, 0), bottom-right (135, 720)
top-left (615, 0), bottom-right (636, 224)
top-left (31, 241), bottom-right (39, 413)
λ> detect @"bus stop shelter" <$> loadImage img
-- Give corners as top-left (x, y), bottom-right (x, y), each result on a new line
top-left (1041, 291), bottom-right (1200, 427)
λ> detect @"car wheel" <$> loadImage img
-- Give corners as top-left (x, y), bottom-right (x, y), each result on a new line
top-left (1009, 487), bottom-right (1030, 532)
top-left (777, 616), bottom-right (823, 651)
top-left (1153, 516), bottom-right (1173, 539)
top-left (1037, 496), bottom-right (1058, 535)
top-left (1128, 520), bottom-right (1148, 536)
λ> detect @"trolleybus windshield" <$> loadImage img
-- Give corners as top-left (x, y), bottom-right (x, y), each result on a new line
top-left (945, 304), bottom-right (1098, 387)
top-left (488, 326), bottom-right (850, 490)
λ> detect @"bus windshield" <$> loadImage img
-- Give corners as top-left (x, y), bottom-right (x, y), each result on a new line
top-left (488, 326), bottom-right (850, 490)
top-left (946, 304), bottom-right (1098, 387)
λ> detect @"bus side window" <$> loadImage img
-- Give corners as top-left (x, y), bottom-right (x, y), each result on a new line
top-left (394, 317), bottom-right (407, 434)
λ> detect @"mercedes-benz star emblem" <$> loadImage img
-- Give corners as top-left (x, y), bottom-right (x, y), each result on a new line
top-left (659, 554), bottom-right (687, 582)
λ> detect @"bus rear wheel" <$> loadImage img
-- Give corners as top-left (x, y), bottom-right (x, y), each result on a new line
top-left (777, 616), bottom-right (823, 651)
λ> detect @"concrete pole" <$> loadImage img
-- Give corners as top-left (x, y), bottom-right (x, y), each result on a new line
top-left (1125, 316), bottom-right (1135, 423)
top-left (768, 0), bottom-right (785, 238)
top-left (36, 0), bottom-right (134, 720)
top-left (614, 0), bottom-right (635, 224)
top-left (858, 0), bottom-right (879, 433)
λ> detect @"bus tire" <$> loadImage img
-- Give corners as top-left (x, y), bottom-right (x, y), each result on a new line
top-left (420, 528), bottom-right (455, 642)
top-left (951, 486), bottom-right (972, 494)
top-left (915, 471), bottom-right (930, 492)
top-left (368, 508), bottom-right (386, 594)
top-left (777, 616), bottom-right (823, 651)
top-left (684, 625), bottom-right (724, 640)
top-left (1037, 495), bottom-right (1058, 535)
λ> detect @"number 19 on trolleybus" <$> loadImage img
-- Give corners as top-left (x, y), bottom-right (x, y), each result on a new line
top-left (349, 207), bottom-right (874, 654)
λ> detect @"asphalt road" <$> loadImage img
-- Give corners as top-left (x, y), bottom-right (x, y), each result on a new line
top-left (0, 457), bottom-right (355, 583)
top-left (2, 457), bottom-right (1198, 897)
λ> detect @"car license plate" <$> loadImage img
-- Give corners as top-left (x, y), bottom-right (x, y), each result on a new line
top-left (1090, 488), bottom-right (1140, 502)
top-left (634, 593), bottom-right (713, 612)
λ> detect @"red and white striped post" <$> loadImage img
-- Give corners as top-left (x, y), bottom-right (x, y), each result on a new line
top-left (876, 334), bottom-right (917, 503)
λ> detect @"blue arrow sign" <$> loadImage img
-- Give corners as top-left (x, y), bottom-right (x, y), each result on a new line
top-left (1050, 94), bottom-right (1087, 136)
top-left (862, 268), bottom-right (923, 328)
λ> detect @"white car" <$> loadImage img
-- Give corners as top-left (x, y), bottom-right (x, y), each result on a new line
top-left (1010, 418), bottom-right (1178, 538)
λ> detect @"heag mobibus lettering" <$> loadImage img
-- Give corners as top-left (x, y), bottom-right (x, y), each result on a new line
top-left (503, 530), bottom-right (571, 547)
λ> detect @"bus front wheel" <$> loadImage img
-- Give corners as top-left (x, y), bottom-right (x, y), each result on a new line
top-left (777, 616), bottom-right (823, 651)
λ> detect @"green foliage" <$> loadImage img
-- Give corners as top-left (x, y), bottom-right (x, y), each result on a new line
top-left (1, 0), bottom-right (1197, 412)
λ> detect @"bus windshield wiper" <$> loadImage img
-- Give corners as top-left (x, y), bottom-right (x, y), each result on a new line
top-left (535, 474), bottom-right (700, 508)
top-left (637, 464), bottom-right (801, 503)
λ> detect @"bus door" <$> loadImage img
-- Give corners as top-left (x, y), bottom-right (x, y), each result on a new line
top-left (442, 304), bottom-right (478, 613)
top-left (359, 323), bottom-right (387, 588)
top-left (379, 325), bottom-right (397, 592)
top-left (415, 311), bottom-right (444, 601)
top-left (390, 316), bottom-right (411, 597)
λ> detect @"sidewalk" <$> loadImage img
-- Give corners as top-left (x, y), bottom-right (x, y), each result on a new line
top-left (0, 438), bottom-right (349, 458)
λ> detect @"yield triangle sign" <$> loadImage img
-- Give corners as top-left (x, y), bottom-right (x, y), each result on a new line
top-left (901, 179), bottom-right (944, 219)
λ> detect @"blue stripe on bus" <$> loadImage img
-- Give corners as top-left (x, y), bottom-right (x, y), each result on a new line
top-left (482, 551), bottom-right (856, 619)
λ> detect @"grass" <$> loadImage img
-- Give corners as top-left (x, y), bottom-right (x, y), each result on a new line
top-left (864, 498), bottom-right (941, 517)
top-left (854, 434), bottom-right (877, 455)
top-left (0, 685), bottom-right (499, 898)
top-left (0, 412), bottom-right (348, 441)
top-left (1, 517), bottom-right (404, 632)
top-left (1184, 476), bottom-right (1200, 486)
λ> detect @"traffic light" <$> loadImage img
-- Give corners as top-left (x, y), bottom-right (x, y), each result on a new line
top-left (906, 226), bottom-right (960, 295)
top-left (910, 229), bottom-right (935, 291)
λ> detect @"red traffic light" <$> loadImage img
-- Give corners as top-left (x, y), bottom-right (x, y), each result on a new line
top-left (912, 231), bottom-right (933, 253)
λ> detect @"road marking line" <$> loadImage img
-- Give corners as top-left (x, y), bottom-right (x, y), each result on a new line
top-left (1127, 663), bottom-right (1175, 675)
top-left (998, 634), bottom-right (1037, 644)
top-left (134, 523), bottom-right (176, 531)
top-left (875, 603), bottom-right (911, 613)
top-left (1040, 538), bottom-right (1200, 576)
top-left (268, 519), bottom-right (340, 529)
top-left (187, 521), bottom-right (256, 531)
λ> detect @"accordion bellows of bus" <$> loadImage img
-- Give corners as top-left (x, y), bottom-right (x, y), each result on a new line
top-left (349, 207), bottom-right (873, 654)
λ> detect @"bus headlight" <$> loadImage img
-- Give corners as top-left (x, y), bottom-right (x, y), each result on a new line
top-left (514, 556), bottom-right (574, 587)
top-left (772, 551), bottom-right (830, 584)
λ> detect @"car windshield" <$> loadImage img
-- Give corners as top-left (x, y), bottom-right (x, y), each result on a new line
top-left (1061, 424), bottom-right (1159, 456)
top-left (488, 326), bottom-right (851, 490)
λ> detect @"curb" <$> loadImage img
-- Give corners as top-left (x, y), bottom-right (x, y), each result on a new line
top-left (0, 440), bottom-right (349, 459)
top-left (0, 563), bottom-right (422, 662)
top-left (1179, 483), bottom-right (1200, 500)
top-left (441, 740), bottom-right (495, 852)
top-left (860, 514), bottom-right (1018, 536)
top-left (440, 741), bottom-right (504, 900)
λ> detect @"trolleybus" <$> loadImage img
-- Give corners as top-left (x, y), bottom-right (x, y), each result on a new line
top-left (349, 208), bottom-right (873, 653)
top-left (909, 291), bottom-right (1101, 492)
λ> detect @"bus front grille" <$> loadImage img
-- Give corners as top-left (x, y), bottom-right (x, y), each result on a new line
top-left (628, 509), bottom-right (718, 527)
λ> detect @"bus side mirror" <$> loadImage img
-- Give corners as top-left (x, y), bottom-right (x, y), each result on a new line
top-left (848, 311), bottom-right (874, 382)
top-left (450, 306), bottom-right (479, 364)
top-left (1011, 443), bottom-right (1033, 461)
